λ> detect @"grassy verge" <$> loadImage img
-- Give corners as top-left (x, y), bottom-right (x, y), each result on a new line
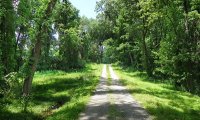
top-left (0, 63), bottom-right (102, 120)
top-left (112, 65), bottom-right (200, 120)
top-left (107, 65), bottom-right (116, 119)
top-left (107, 65), bottom-right (121, 120)
top-left (106, 65), bottom-right (111, 86)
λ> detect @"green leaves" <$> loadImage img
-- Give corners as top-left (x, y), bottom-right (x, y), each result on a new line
top-left (0, 0), bottom-right (16, 74)
top-left (96, 0), bottom-right (200, 93)
top-left (188, 10), bottom-right (200, 20)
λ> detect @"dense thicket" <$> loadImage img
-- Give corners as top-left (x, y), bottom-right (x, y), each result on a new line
top-left (94, 0), bottom-right (200, 94)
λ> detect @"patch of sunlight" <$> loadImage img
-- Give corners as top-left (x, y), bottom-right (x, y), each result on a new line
top-left (112, 65), bottom-right (200, 120)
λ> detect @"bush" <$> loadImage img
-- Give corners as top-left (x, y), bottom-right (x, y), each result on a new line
top-left (0, 72), bottom-right (21, 99)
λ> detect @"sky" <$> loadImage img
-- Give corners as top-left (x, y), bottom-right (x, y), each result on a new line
top-left (69, 0), bottom-right (98, 18)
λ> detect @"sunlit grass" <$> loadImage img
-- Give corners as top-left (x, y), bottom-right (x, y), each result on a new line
top-left (107, 64), bottom-right (122, 119)
top-left (106, 65), bottom-right (111, 86)
top-left (0, 63), bottom-right (102, 120)
top-left (113, 65), bottom-right (200, 120)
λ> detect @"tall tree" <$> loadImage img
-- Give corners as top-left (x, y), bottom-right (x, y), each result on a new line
top-left (15, 0), bottom-right (31, 70)
top-left (54, 0), bottom-right (82, 69)
top-left (0, 0), bottom-right (16, 75)
top-left (22, 0), bottom-right (57, 96)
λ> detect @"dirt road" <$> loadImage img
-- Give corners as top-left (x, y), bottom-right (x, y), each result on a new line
top-left (79, 65), bottom-right (150, 120)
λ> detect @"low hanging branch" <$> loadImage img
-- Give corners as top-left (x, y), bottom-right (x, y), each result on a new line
top-left (22, 0), bottom-right (57, 96)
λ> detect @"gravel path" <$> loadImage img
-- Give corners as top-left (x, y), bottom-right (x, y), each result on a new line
top-left (79, 65), bottom-right (109, 120)
top-left (108, 65), bottom-right (150, 120)
top-left (79, 64), bottom-right (150, 120)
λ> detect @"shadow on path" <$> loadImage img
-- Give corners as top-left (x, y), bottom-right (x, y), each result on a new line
top-left (79, 65), bottom-right (150, 120)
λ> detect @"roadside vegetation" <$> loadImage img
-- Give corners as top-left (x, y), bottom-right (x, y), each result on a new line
top-left (0, 64), bottom-right (102, 120)
top-left (113, 65), bottom-right (200, 120)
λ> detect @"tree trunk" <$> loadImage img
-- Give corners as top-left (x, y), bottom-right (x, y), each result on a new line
top-left (183, 0), bottom-right (195, 92)
top-left (128, 52), bottom-right (134, 66)
top-left (22, 34), bottom-right (42, 96)
top-left (22, 0), bottom-right (57, 96)
top-left (141, 18), bottom-right (152, 76)
top-left (43, 27), bottom-right (51, 70)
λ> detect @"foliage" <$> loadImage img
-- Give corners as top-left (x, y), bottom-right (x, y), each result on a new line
top-left (59, 28), bottom-right (84, 70)
top-left (0, 0), bottom-right (18, 104)
top-left (0, 0), bottom-right (16, 75)
top-left (96, 0), bottom-right (200, 94)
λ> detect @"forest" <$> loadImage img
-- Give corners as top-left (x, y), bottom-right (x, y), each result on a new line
top-left (0, 0), bottom-right (200, 120)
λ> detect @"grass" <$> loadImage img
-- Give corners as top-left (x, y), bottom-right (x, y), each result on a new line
top-left (112, 65), bottom-right (200, 120)
top-left (107, 64), bottom-right (122, 120)
top-left (106, 65), bottom-right (111, 86)
top-left (107, 65), bottom-right (116, 119)
top-left (0, 63), bottom-right (102, 120)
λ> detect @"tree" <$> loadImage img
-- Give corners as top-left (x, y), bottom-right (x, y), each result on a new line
top-left (0, 0), bottom-right (16, 75)
top-left (59, 28), bottom-right (83, 69)
top-left (15, 0), bottom-right (31, 71)
top-left (95, 0), bottom-right (200, 94)
top-left (53, 0), bottom-right (82, 69)
top-left (22, 0), bottom-right (58, 96)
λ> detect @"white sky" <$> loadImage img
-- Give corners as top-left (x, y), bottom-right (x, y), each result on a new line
top-left (69, 0), bottom-right (98, 18)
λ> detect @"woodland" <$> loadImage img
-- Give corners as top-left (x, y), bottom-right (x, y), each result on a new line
top-left (0, 0), bottom-right (200, 120)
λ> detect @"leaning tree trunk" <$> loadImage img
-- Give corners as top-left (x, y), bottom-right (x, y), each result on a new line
top-left (22, 0), bottom-right (57, 96)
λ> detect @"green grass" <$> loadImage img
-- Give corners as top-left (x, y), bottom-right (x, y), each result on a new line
top-left (0, 63), bottom-right (102, 120)
top-left (112, 65), bottom-right (200, 120)
top-left (107, 64), bottom-right (122, 120)
top-left (106, 65), bottom-right (111, 86)
top-left (107, 65), bottom-right (116, 119)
